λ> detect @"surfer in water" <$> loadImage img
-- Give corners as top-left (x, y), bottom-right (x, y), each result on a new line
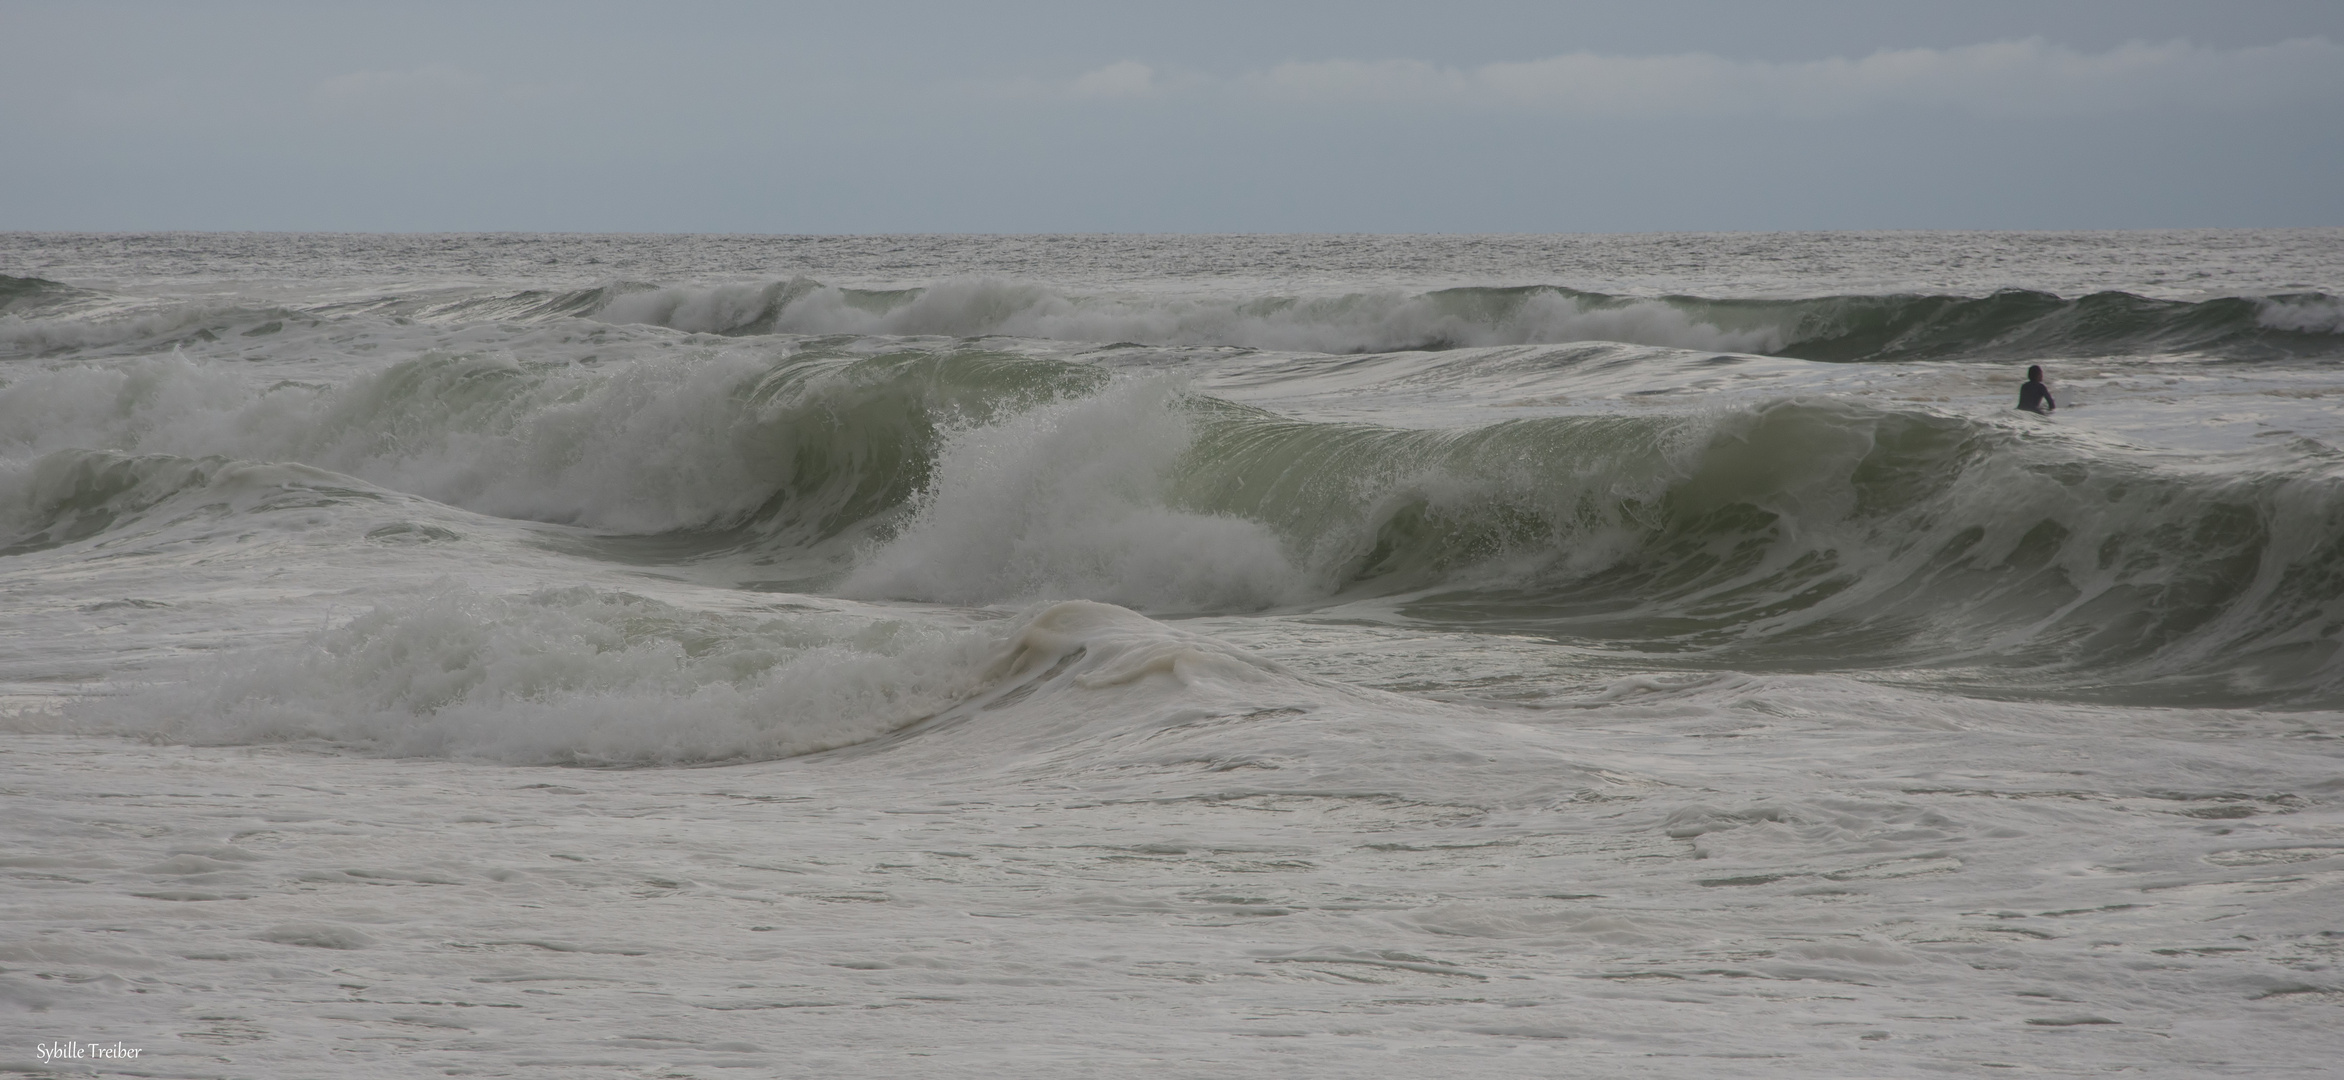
top-left (2018, 365), bottom-right (2055, 413)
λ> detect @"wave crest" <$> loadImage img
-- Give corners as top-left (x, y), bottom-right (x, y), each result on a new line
top-left (568, 279), bottom-right (2344, 361)
top-left (76, 583), bottom-right (1005, 764)
top-left (18, 276), bottom-right (2337, 362)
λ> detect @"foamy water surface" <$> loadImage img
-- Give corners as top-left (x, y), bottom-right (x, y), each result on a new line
top-left (3, 231), bottom-right (2341, 1077)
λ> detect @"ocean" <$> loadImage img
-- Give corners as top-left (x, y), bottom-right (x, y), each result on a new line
top-left (3, 230), bottom-right (2341, 1076)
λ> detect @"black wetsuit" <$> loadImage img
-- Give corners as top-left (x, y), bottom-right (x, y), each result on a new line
top-left (2017, 379), bottom-right (2054, 413)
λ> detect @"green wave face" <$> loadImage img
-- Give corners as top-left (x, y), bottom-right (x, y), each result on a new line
top-left (703, 348), bottom-right (1110, 555)
top-left (0, 274), bottom-right (99, 320)
top-left (1137, 398), bottom-right (2344, 704)
top-left (291, 346), bottom-right (1113, 580)
top-left (0, 449), bottom-right (389, 556)
top-left (0, 450), bottom-right (227, 555)
top-left (0, 274), bottom-right (68, 308)
top-left (1752, 289), bottom-right (2344, 363)
top-left (0, 345), bottom-right (1103, 558)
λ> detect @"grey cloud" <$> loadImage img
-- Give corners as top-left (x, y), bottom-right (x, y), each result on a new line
top-left (1055, 37), bottom-right (2344, 117)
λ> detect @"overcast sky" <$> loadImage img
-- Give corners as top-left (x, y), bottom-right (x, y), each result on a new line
top-left (3, 0), bottom-right (2340, 233)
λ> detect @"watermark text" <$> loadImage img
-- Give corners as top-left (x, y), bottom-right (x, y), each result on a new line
top-left (36, 1040), bottom-right (143, 1063)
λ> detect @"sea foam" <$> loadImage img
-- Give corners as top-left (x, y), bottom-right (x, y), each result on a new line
top-left (843, 379), bottom-right (1309, 612)
top-left (78, 583), bottom-right (1005, 765)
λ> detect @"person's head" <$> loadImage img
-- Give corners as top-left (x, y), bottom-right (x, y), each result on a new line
top-left (2027, 365), bottom-right (2043, 382)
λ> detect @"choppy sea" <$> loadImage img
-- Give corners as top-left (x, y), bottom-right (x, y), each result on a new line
top-left (4, 230), bottom-right (2342, 1077)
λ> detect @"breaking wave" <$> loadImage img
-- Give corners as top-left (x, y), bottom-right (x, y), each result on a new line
top-left (836, 379), bottom-right (2344, 703)
top-left (558, 280), bottom-right (2344, 361)
top-left (78, 581), bottom-right (1009, 765)
top-left (11, 274), bottom-right (2341, 361)
top-left (19, 347), bottom-right (2341, 704)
